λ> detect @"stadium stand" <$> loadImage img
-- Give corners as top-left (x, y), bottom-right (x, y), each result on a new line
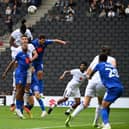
top-left (0, 0), bottom-right (129, 97)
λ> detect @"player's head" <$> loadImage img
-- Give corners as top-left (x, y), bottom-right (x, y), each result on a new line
top-left (38, 35), bottom-right (46, 45)
top-left (21, 40), bottom-right (28, 52)
top-left (101, 45), bottom-right (111, 55)
top-left (99, 54), bottom-right (107, 62)
top-left (79, 61), bottom-right (87, 72)
top-left (20, 20), bottom-right (27, 34)
top-left (21, 35), bottom-right (29, 45)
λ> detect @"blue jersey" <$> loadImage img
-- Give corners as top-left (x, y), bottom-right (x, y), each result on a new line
top-left (31, 39), bottom-right (53, 64)
top-left (15, 51), bottom-right (30, 86)
top-left (15, 51), bottom-right (30, 74)
top-left (94, 62), bottom-right (123, 89)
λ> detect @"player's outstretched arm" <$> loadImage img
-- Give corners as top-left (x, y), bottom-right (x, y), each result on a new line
top-left (59, 70), bottom-right (70, 80)
top-left (2, 60), bottom-right (15, 80)
top-left (53, 39), bottom-right (68, 45)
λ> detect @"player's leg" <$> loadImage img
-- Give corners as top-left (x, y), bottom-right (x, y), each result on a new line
top-left (93, 84), bottom-right (105, 127)
top-left (65, 87), bottom-right (81, 115)
top-left (65, 80), bottom-right (94, 126)
top-left (10, 63), bottom-right (17, 111)
top-left (34, 91), bottom-right (47, 118)
top-left (65, 97), bottom-right (80, 116)
top-left (47, 96), bottom-right (68, 114)
top-left (32, 72), bottom-right (47, 118)
top-left (15, 84), bottom-right (25, 119)
top-left (24, 69), bottom-right (32, 106)
top-left (101, 87), bottom-right (123, 129)
top-left (47, 85), bottom-right (72, 114)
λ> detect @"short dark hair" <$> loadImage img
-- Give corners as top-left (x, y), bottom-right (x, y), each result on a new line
top-left (99, 54), bottom-right (107, 62)
top-left (80, 61), bottom-right (87, 66)
top-left (101, 45), bottom-right (111, 55)
top-left (21, 34), bottom-right (28, 38)
top-left (38, 35), bottom-right (46, 39)
top-left (20, 24), bottom-right (26, 34)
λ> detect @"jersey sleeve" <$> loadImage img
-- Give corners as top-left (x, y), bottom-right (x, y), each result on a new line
top-left (11, 31), bottom-right (17, 39)
top-left (89, 55), bottom-right (99, 70)
top-left (26, 29), bottom-right (33, 40)
top-left (45, 39), bottom-right (54, 45)
top-left (29, 44), bottom-right (35, 52)
top-left (12, 46), bottom-right (22, 59)
top-left (70, 69), bottom-right (78, 75)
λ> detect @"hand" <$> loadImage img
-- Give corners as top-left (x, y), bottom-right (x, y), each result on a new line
top-left (59, 75), bottom-right (64, 80)
top-left (2, 72), bottom-right (6, 80)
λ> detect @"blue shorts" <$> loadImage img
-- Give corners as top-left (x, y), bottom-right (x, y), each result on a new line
top-left (15, 69), bottom-right (27, 86)
top-left (103, 87), bottom-right (123, 103)
top-left (33, 62), bottom-right (44, 72)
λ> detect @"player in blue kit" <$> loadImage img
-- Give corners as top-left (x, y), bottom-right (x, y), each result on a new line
top-left (2, 42), bottom-right (31, 119)
top-left (29, 71), bottom-right (47, 118)
top-left (30, 35), bottom-right (67, 117)
top-left (88, 54), bottom-right (124, 129)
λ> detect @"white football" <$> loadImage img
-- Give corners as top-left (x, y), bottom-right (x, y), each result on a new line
top-left (28, 5), bottom-right (37, 14)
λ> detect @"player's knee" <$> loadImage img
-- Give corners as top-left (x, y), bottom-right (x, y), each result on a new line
top-left (37, 71), bottom-right (43, 80)
top-left (35, 93), bottom-right (40, 99)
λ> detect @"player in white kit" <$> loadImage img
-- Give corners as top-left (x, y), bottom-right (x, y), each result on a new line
top-left (47, 61), bottom-right (87, 115)
top-left (9, 19), bottom-right (33, 111)
top-left (65, 45), bottom-right (117, 127)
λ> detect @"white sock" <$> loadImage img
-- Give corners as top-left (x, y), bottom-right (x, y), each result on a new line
top-left (93, 105), bottom-right (101, 124)
top-left (24, 92), bottom-right (29, 106)
top-left (71, 103), bottom-right (84, 117)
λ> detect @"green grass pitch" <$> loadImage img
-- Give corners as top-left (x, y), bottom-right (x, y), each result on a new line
top-left (0, 106), bottom-right (129, 129)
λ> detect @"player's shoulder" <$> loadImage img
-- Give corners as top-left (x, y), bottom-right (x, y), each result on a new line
top-left (11, 29), bottom-right (20, 36)
top-left (107, 56), bottom-right (116, 62)
top-left (71, 68), bottom-right (80, 72)
top-left (26, 28), bottom-right (32, 33)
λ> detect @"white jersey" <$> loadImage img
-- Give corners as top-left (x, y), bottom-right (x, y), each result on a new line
top-left (11, 28), bottom-right (33, 46)
top-left (89, 55), bottom-right (116, 82)
top-left (70, 69), bottom-right (86, 86)
top-left (12, 44), bottom-right (35, 59)
top-left (10, 28), bottom-right (33, 59)
top-left (63, 69), bottom-right (86, 98)
top-left (85, 55), bottom-right (116, 97)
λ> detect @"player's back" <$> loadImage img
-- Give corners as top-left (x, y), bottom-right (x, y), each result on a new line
top-left (96, 62), bottom-right (123, 89)
top-left (89, 55), bottom-right (116, 82)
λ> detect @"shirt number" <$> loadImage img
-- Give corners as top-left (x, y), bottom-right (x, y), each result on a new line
top-left (105, 68), bottom-right (119, 78)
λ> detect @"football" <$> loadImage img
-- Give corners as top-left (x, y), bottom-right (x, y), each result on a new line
top-left (28, 5), bottom-right (37, 14)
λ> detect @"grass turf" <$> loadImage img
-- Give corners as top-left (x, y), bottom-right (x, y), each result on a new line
top-left (0, 106), bottom-right (129, 129)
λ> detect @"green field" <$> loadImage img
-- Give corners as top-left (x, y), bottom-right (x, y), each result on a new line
top-left (0, 106), bottom-right (129, 129)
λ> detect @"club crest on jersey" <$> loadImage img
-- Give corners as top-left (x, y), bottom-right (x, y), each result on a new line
top-left (37, 47), bottom-right (43, 53)
top-left (25, 57), bottom-right (30, 64)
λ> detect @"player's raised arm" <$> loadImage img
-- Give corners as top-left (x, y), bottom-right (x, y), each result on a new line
top-left (2, 60), bottom-right (15, 80)
top-left (59, 70), bottom-right (70, 80)
top-left (53, 39), bottom-right (67, 45)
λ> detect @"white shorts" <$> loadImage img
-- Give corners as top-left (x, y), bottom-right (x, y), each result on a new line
top-left (85, 72), bottom-right (106, 97)
top-left (63, 81), bottom-right (81, 98)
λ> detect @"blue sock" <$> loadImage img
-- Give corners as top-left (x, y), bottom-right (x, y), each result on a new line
top-left (37, 98), bottom-right (45, 111)
top-left (16, 100), bottom-right (23, 110)
top-left (101, 108), bottom-right (109, 124)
